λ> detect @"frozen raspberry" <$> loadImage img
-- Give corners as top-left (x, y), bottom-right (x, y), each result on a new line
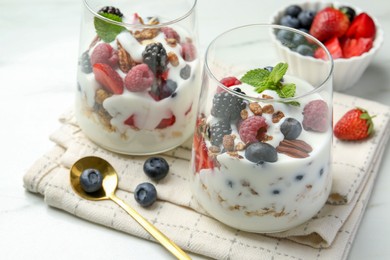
top-left (124, 64), bottom-right (154, 92)
top-left (217, 77), bottom-right (241, 93)
top-left (181, 42), bottom-right (197, 61)
top-left (239, 115), bottom-right (268, 144)
top-left (302, 100), bottom-right (329, 132)
top-left (91, 43), bottom-right (118, 68)
top-left (98, 6), bottom-right (123, 17)
top-left (161, 27), bottom-right (181, 42)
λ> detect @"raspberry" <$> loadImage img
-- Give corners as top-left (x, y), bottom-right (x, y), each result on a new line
top-left (210, 120), bottom-right (232, 146)
top-left (91, 43), bottom-right (118, 68)
top-left (239, 115), bottom-right (268, 144)
top-left (181, 42), bottom-right (197, 61)
top-left (80, 51), bottom-right (92, 73)
top-left (217, 77), bottom-right (241, 93)
top-left (98, 6), bottom-right (123, 17)
top-left (142, 42), bottom-right (168, 74)
top-left (124, 64), bottom-right (154, 92)
top-left (161, 27), bottom-right (181, 42)
top-left (211, 91), bottom-right (246, 121)
top-left (302, 100), bottom-right (329, 132)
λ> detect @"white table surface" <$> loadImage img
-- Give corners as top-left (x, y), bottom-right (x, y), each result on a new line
top-left (1, 0), bottom-right (389, 259)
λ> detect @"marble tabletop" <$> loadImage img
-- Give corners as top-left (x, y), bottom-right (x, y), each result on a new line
top-left (1, 0), bottom-right (389, 259)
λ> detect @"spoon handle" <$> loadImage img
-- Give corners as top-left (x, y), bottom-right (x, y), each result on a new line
top-left (109, 194), bottom-right (192, 260)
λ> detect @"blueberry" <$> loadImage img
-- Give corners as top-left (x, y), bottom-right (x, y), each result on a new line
top-left (298, 28), bottom-right (309, 34)
top-left (180, 64), bottom-right (191, 80)
top-left (280, 118), bottom-right (302, 140)
top-left (134, 182), bottom-right (157, 207)
top-left (158, 79), bottom-right (177, 99)
top-left (285, 5), bottom-right (302, 17)
top-left (272, 189), bottom-right (281, 195)
top-left (295, 174), bottom-right (304, 181)
top-left (280, 15), bottom-right (300, 29)
top-left (245, 142), bottom-right (278, 163)
top-left (298, 10), bottom-right (316, 29)
top-left (339, 6), bottom-right (356, 22)
top-left (295, 44), bottom-right (314, 57)
top-left (292, 33), bottom-right (306, 47)
top-left (79, 168), bottom-right (103, 193)
top-left (143, 157), bottom-right (169, 181)
top-left (276, 30), bottom-right (295, 48)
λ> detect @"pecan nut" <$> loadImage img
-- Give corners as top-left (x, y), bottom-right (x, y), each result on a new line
top-left (276, 139), bottom-right (313, 158)
top-left (117, 41), bottom-right (137, 73)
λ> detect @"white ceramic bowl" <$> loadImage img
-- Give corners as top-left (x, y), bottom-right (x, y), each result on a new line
top-left (270, 2), bottom-right (384, 92)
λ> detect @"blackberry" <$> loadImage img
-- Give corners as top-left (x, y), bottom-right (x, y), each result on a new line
top-left (210, 120), bottom-right (232, 146)
top-left (80, 51), bottom-right (92, 74)
top-left (98, 6), bottom-right (123, 17)
top-left (211, 91), bottom-right (246, 121)
top-left (142, 42), bottom-right (168, 74)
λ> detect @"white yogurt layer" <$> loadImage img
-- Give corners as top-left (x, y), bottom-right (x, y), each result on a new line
top-left (190, 76), bottom-right (332, 232)
top-left (75, 23), bottom-right (201, 155)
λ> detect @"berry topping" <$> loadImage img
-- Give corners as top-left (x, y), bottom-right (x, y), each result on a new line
top-left (280, 15), bottom-right (300, 29)
top-left (193, 118), bottom-right (215, 173)
top-left (333, 107), bottom-right (375, 140)
top-left (211, 91), bottom-right (246, 121)
top-left (143, 157), bottom-right (170, 181)
top-left (239, 115), bottom-right (268, 144)
top-left (80, 168), bottom-right (103, 193)
top-left (280, 118), bottom-right (302, 140)
top-left (124, 64), bottom-right (154, 92)
top-left (245, 142), bottom-right (278, 163)
top-left (302, 100), bottom-right (329, 132)
top-left (298, 10), bottom-right (315, 29)
top-left (314, 37), bottom-right (343, 60)
top-left (156, 114), bottom-right (176, 129)
top-left (285, 5), bottom-right (302, 17)
top-left (181, 42), bottom-right (197, 61)
top-left (217, 77), bottom-right (241, 93)
top-left (160, 27), bottom-right (181, 42)
top-left (151, 79), bottom-right (178, 100)
top-left (134, 182), bottom-right (157, 207)
top-left (295, 44), bottom-right (314, 56)
top-left (98, 6), bottom-right (123, 17)
top-left (142, 42), bottom-right (168, 74)
top-left (90, 43), bottom-right (119, 68)
top-left (342, 37), bottom-right (374, 58)
top-left (80, 51), bottom-right (92, 74)
top-left (93, 63), bottom-right (124, 94)
top-left (210, 120), bottom-right (232, 146)
top-left (180, 64), bottom-right (191, 80)
top-left (309, 7), bottom-right (350, 42)
top-left (346, 13), bottom-right (376, 39)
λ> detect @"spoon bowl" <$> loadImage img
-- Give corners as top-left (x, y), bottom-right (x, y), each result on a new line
top-left (69, 156), bottom-right (191, 260)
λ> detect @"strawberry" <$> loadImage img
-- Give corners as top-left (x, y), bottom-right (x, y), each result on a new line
top-left (309, 7), bottom-right (350, 42)
top-left (342, 37), bottom-right (373, 58)
top-left (346, 13), bottom-right (376, 39)
top-left (314, 37), bottom-right (343, 60)
top-left (93, 63), bottom-right (124, 94)
top-left (124, 114), bottom-right (138, 128)
top-left (334, 107), bottom-right (375, 140)
top-left (193, 117), bottom-right (215, 173)
top-left (156, 114), bottom-right (176, 129)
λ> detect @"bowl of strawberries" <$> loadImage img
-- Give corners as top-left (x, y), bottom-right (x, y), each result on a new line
top-left (271, 2), bottom-right (384, 91)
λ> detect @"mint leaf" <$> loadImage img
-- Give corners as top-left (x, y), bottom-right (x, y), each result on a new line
top-left (240, 69), bottom-right (270, 88)
top-left (269, 63), bottom-right (288, 84)
top-left (277, 83), bottom-right (296, 98)
top-left (94, 13), bottom-right (126, 43)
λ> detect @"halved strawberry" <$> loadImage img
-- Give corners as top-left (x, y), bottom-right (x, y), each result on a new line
top-left (193, 130), bottom-right (214, 173)
top-left (156, 114), bottom-right (176, 129)
top-left (314, 36), bottom-right (343, 60)
top-left (346, 13), bottom-right (376, 39)
top-left (93, 63), bottom-right (124, 94)
top-left (309, 7), bottom-right (350, 42)
top-left (124, 114), bottom-right (138, 128)
top-left (342, 37), bottom-right (373, 58)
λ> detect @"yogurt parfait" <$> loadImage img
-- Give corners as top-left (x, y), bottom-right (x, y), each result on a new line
top-left (76, 0), bottom-right (200, 155)
top-left (190, 25), bottom-right (333, 233)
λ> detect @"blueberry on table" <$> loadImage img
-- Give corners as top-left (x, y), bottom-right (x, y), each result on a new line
top-left (285, 5), bottom-right (302, 17)
top-left (281, 118), bottom-right (302, 140)
top-left (143, 157), bottom-right (170, 181)
top-left (80, 168), bottom-right (103, 193)
top-left (134, 182), bottom-right (157, 207)
top-left (245, 142), bottom-right (278, 163)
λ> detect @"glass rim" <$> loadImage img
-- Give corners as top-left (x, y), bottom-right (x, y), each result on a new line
top-left (83, 0), bottom-right (198, 29)
top-left (204, 24), bottom-right (334, 102)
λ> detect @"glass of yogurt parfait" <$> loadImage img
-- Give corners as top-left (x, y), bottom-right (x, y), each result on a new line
top-left (76, 0), bottom-right (200, 155)
top-left (190, 24), bottom-right (333, 233)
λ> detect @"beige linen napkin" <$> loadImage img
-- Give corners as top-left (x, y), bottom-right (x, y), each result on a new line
top-left (24, 92), bottom-right (390, 260)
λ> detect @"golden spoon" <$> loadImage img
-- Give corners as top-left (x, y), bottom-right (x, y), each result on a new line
top-left (70, 156), bottom-right (191, 260)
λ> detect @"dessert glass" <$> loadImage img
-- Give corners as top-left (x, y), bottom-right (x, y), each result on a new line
top-left (76, 0), bottom-right (200, 155)
top-left (190, 24), bottom-right (334, 233)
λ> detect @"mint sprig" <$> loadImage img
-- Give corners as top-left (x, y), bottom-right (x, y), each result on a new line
top-left (240, 63), bottom-right (299, 106)
top-left (94, 13), bottom-right (126, 43)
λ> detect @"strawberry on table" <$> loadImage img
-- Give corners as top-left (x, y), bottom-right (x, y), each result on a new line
top-left (309, 7), bottom-right (350, 42)
top-left (333, 107), bottom-right (375, 140)
top-left (342, 37), bottom-right (374, 58)
top-left (93, 63), bottom-right (124, 94)
top-left (346, 13), bottom-right (376, 39)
